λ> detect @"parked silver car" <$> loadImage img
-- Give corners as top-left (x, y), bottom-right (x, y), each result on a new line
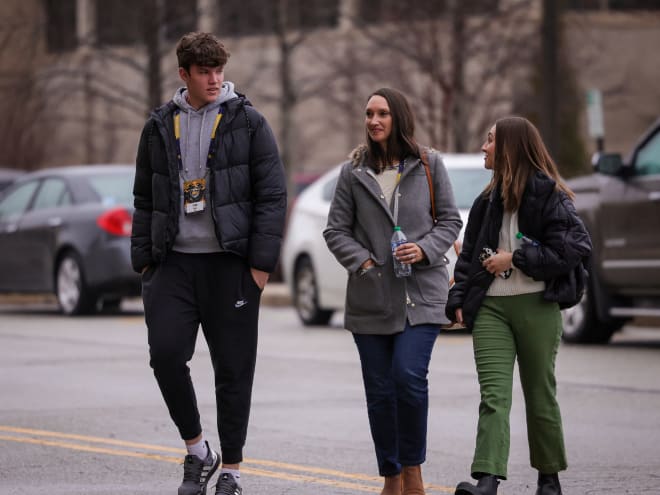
top-left (281, 154), bottom-right (493, 325)
top-left (0, 167), bottom-right (24, 192)
top-left (0, 165), bottom-right (139, 315)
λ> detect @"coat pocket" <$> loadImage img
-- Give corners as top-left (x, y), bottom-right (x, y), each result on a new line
top-left (140, 263), bottom-right (159, 284)
top-left (346, 267), bottom-right (390, 315)
top-left (412, 265), bottom-right (449, 304)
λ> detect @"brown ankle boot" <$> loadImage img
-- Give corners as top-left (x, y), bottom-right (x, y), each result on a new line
top-left (402, 465), bottom-right (425, 495)
top-left (381, 474), bottom-right (402, 495)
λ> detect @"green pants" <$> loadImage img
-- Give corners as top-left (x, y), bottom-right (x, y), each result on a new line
top-left (470, 292), bottom-right (567, 479)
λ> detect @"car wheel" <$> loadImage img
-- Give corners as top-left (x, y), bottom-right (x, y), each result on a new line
top-left (294, 256), bottom-right (333, 326)
top-left (56, 252), bottom-right (95, 316)
top-left (561, 272), bottom-right (625, 344)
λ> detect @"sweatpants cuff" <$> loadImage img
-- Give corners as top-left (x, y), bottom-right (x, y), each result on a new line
top-left (180, 427), bottom-right (203, 442)
top-left (221, 447), bottom-right (243, 465)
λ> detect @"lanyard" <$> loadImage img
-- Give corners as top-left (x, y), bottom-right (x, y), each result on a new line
top-left (392, 159), bottom-right (405, 225)
top-left (173, 106), bottom-right (223, 173)
top-left (395, 159), bottom-right (404, 185)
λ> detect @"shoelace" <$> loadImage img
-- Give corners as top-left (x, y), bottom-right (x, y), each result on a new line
top-left (215, 474), bottom-right (240, 495)
top-left (182, 455), bottom-right (205, 482)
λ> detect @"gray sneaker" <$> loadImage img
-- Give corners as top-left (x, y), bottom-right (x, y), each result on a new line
top-left (178, 442), bottom-right (220, 495)
top-left (215, 472), bottom-right (242, 495)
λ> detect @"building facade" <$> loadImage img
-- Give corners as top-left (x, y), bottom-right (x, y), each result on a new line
top-left (1, 0), bottom-right (658, 176)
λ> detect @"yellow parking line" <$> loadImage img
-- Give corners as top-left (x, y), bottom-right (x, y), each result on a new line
top-left (0, 426), bottom-right (455, 493)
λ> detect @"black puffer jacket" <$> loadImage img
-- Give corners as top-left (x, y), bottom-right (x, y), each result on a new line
top-left (446, 171), bottom-right (592, 329)
top-left (131, 95), bottom-right (286, 273)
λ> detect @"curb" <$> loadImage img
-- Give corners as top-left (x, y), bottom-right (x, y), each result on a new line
top-left (0, 284), bottom-right (293, 309)
top-left (0, 293), bottom-right (56, 304)
top-left (261, 283), bottom-right (292, 307)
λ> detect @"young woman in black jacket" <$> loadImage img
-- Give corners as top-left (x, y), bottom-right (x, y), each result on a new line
top-left (446, 116), bottom-right (592, 495)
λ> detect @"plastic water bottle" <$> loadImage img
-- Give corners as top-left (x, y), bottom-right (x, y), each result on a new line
top-left (391, 226), bottom-right (412, 278)
top-left (516, 232), bottom-right (539, 246)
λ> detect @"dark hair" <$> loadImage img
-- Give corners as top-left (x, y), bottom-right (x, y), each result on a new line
top-left (176, 32), bottom-right (230, 71)
top-left (484, 116), bottom-right (574, 211)
top-left (365, 88), bottom-right (419, 173)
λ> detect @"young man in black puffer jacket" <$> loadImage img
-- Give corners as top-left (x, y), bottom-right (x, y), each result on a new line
top-left (131, 32), bottom-right (286, 495)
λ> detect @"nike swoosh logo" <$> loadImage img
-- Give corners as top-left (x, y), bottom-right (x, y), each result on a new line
top-left (234, 300), bottom-right (248, 308)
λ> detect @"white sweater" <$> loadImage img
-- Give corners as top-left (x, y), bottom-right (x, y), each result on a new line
top-left (486, 210), bottom-right (546, 296)
top-left (373, 168), bottom-right (399, 207)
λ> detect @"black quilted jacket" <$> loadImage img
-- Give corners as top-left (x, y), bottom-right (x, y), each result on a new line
top-left (131, 95), bottom-right (287, 273)
top-left (446, 171), bottom-right (592, 329)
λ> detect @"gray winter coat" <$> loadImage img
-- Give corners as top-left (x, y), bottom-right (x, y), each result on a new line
top-left (323, 147), bottom-right (463, 334)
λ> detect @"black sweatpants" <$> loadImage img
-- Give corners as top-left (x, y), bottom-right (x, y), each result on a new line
top-left (141, 251), bottom-right (261, 464)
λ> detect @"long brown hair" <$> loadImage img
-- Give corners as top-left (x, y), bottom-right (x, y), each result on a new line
top-left (484, 116), bottom-right (574, 211)
top-left (364, 88), bottom-right (419, 173)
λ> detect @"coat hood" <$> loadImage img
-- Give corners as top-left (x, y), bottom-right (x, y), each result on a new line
top-left (348, 144), bottom-right (433, 169)
top-left (172, 81), bottom-right (238, 113)
top-left (349, 144), bottom-right (368, 167)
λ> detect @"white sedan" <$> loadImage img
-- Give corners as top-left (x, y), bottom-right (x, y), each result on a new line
top-left (281, 154), bottom-right (492, 325)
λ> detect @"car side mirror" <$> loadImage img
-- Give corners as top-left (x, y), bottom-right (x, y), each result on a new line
top-left (596, 153), bottom-right (624, 176)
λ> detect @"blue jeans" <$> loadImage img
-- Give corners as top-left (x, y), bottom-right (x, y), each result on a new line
top-left (353, 322), bottom-right (440, 476)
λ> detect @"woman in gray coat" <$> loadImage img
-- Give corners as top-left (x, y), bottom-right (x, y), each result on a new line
top-left (323, 88), bottom-right (462, 495)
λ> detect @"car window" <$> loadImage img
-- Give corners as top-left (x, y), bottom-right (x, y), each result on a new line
top-left (635, 131), bottom-right (660, 176)
top-left (86, 173), bottom-right (134, 206)
top-left (322, 176), bottom-right (339, 202)
top-left (0, 181), bottom-right (39, 220)
top-left (32, 178), bottom-right (71, 210)
top-left (446, 168), bottom-right (492, 209)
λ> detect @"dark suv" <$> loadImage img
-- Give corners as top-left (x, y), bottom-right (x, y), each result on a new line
top-left (562, 118), bottom-right (660, 343)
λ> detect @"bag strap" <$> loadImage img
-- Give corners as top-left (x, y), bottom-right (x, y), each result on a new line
top-left (243, 104), bottom-right (253, 137)
top-left (420, 149), bottom-right (437, 224)
top-left (421, 149), bottom-right (461, 270)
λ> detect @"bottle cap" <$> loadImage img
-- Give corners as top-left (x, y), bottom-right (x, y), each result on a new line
top-left (515, 232), bottom-right (523, 239)
top-left (394, 226), bottom-right (401, 231)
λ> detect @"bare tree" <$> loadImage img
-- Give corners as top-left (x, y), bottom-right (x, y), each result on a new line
top-left (13, 0), bottom-right (201, 167)
top-left (540, 0), bottom-right (560, 157)
top-left (143, 0), bottom-right (165, 112)
top-left (236, 0), bottom-right (540, 176)
top-left (236, 0), bottom-right (345, 194)
top-left (0, 3), bottom-right (61, 169)
top-left (514, 3), bottom-right (589, 176)
top-left (450, 0), bottom-right (468, 152)
top-left (349, 0), bottom-right (538, 152)
top-left (273, 0), bottom-right (307, 196)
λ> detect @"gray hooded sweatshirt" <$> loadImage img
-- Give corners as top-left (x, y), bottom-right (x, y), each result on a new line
top-left (171, 82), bottom-right (238, 253)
